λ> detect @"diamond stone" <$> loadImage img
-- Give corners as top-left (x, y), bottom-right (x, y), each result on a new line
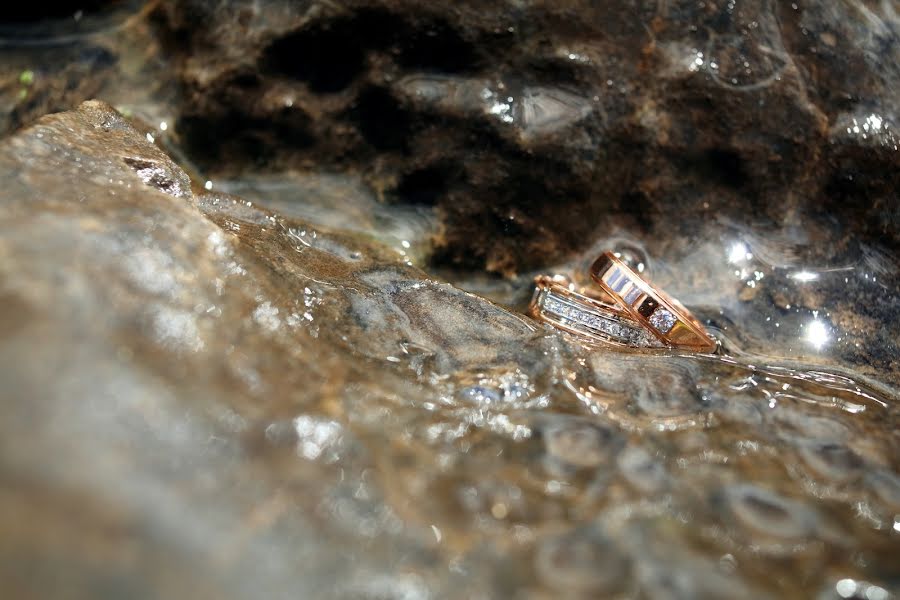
top-left (623, 285), bottom-right (642, 305)
top-left (648, 308), bottom-right (677, 333)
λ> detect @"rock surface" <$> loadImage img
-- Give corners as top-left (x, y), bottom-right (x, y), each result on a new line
top-left (1, 101), bottom-right (897, 599)
top-left (153, 0), bottom-right (900, 274)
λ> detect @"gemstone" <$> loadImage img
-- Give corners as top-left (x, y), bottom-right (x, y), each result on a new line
top-left (648, 308), bottom-right (677, 333)
top-left (606, 268), bottom-right (622, 286)
top-left (539, 289), bottom-right (670, 346)
top-left (607, 268), bottom-right (629, 292)
top-left (623, 285), bottom-right (642, 305)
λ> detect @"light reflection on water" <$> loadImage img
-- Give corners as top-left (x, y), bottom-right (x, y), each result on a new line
top-left (804, 318), bottom-right (831, 351)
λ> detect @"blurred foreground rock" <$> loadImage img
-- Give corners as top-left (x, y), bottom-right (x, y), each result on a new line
top-left (0, 100), bottom-right (539, 597)
top-left (153, 0), bottom-right (900, 274)
top-left (0, 101), bottom-right (898, 599)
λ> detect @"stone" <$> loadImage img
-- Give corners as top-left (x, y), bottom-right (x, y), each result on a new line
top-left (150, 0), bottom-right (900, 275)
top-left (648, 308), bottom-right (677, 333)
top-left (0, 101), bottom-right (546, 598)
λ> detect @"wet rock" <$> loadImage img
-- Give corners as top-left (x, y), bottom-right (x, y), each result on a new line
top-left (773, 409), bottom-right (851, 443)
top-left (152, 0), bottom-right (900, 274)
top-left (0, 100), bottom-right (539, 598)
top-left (1, 1), bottom-right (123, 25)
top-left (867, 470), bottom-right (900, 511)
top-left (817, 579), bottom-right (894, 600)
top-left (0, 101), bottom-right (898, 599)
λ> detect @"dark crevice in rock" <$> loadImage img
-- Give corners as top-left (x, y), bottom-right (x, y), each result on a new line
top-left (347, 86), bottom-right (413, 152)
top-left (394, 163), bottom-right (462, 206)
top-left (695, 149), bottom-right (749, 190)
top-left (263, 19), bottom-right (370, 94)
top-left (392, 18), bottom-right (481, 74)
top-left (427, 151), bottom-right (600, 273)
top-left (823, 155), bottom-right (900, 239)
top-left (179, 108), bottom-right (315, 169)
top-left (618, 191), bottom-right (654, 233)
top-left (262, 8), bottom-right (481, 95)
top-left (522, 57), bottom-right (588, 88)
top-left (230, 71), bottom-right (262, 90)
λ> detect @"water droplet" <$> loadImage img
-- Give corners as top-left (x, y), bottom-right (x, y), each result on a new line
top-left (541, 417), bottom-right (622, 471)
top-left (798, 442), bottom-right (863, 483)
top-left (535, 528), bottom-right (630, 594)
top-left (724, 484), bottom-right (816, 540)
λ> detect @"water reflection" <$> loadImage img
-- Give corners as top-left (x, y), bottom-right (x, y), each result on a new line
top-left (728, 241), bottom-right (753, 264)
top-left (834, 578), bottom-right (892, 600)
top-left (791, 270), bottom-right (819, 282)
top-left (804, 319), bottom-right (831, 351)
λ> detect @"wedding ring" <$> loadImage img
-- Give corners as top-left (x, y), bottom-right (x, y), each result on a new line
top-left (589, 251), bottom-right (717, 353)
top-left (529, 275), bottom-right (664, 348)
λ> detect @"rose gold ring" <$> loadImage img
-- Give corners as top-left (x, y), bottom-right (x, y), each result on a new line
top-left (529, 275), bottom-right (664, 348)
top-left (589, 251), bottom-right (717, 353)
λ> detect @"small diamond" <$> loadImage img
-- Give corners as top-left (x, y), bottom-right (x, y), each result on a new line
top-left (648, 308), bottom-right (677, 333)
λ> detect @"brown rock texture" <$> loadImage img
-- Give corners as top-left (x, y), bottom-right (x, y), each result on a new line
top-left (152, 0), bottom-right (900, 274)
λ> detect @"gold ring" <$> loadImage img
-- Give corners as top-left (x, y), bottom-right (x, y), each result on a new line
top-left (529, 275), bottom-right (664, 348)
top-left (589, 251), bottom-right (716, 353)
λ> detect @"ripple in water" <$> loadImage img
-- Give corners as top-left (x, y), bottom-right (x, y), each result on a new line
top-left (535, 527), bottom-right (631, 595)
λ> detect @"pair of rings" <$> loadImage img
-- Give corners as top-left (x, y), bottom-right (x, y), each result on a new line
top-left (529, 251), bottom-right (716, 353)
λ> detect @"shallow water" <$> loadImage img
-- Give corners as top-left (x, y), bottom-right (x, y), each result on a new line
top-left (201, 182), bottom-right (900, 599)
top-left (1, 3), bottom-right (898, 600)
top-left (198, 183), bottom-right (900, 599)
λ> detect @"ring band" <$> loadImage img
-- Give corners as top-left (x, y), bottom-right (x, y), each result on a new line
top-left (529, 275), bottom-right (664, 348)
top-left (589, 251), bottom-right (716, 352)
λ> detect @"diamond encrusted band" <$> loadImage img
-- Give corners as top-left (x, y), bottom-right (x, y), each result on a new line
top-left (589, 251), bottom-right (716, 353)
top-left (529, 276), bottom-right (663, 348)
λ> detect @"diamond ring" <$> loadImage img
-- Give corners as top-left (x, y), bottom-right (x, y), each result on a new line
top-left (529, 275), bottom-right (664, 348)
top-left (589, 251), bottom-right (716, 353)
